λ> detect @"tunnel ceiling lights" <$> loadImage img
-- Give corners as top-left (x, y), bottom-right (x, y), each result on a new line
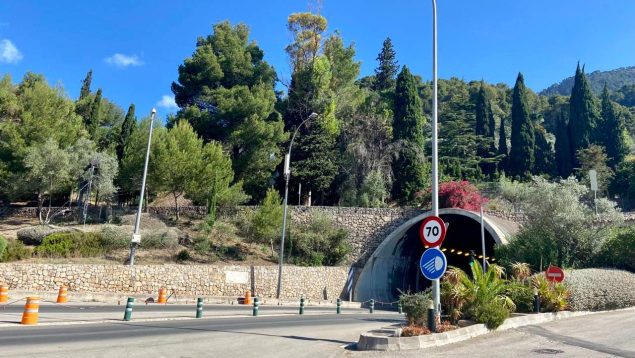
top-left (433, 246), bottom-right (495, 261)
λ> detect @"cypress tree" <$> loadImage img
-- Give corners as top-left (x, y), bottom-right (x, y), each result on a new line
top-left (373, 38), bottom-right (399, 92)
top-left (508, 73), bottom-right (535, 178)
top-left (555, 111), bottom-right (573, 177)
top-left (87, 88), bottom-right (102, 137)
top-left (79, 70), bottom-right (92, 100)
top-left (598, 84), bottom-right (627, 168)
top-left (474, 82), bottom-right (497, 176)
top-left (568, 63), bottom-right (598, 166)
top-left (117, 104), bottom-right (136, 161)
top-left (391, 66), bottom-right (426, 202)
top-left (498, 116), bottom-right (508, 173)
top-left (533, 125), bottom-right (555, 177)
top-left (393, 66), bottom-right (425, 145)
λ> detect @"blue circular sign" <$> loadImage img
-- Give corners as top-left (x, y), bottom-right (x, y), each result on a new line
top-left (420, 248), bottom-right (447, 280)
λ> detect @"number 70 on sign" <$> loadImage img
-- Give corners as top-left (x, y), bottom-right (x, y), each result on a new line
top-left (419, 216), bottom-right (447, 248)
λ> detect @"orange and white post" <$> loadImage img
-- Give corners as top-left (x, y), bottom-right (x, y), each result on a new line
top-left (56, 285), bottom-right (68, 304)
top-left (158, 288), bottom-right (167, 304)
top-left (0, 285), bottom-right (8, 303)
top-left (21, 296), bottom-right (40, 325)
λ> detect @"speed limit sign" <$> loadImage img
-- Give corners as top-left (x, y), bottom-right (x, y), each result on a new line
top-left (419, 216), bottom-right (446, 247)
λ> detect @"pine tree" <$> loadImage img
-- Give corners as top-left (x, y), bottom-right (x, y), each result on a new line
top-left (391, 66), bottom-right (427, 202)
top-left (117, 104), bottom-right (136, 162)
top-left (79, 70), bottom-right (92, 100)
top-left (508, 73), bottom-right (535, 178)
top-left (555, 111), bottom-right (573, 177)
top-left (373, 38), bottom-right (399, 91)
top-left (498, 116), bottom-right (508, 173)
top-left (598, 84), bottom-right (627, 168)
top-left (87, 88), bottom-right (102, 137)
top-left (568, 63), bottom-right (598, 166)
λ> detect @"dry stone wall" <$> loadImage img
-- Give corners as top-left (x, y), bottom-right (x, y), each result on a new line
top-left (0, 263), bottom-right (349, 300)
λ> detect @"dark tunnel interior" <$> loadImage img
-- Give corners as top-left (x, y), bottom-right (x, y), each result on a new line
top-left (389, 214), bottom-right (497, 297)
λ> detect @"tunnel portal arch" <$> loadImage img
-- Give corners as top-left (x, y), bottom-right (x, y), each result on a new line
top-left (354, 208), bottom-right (517, 303)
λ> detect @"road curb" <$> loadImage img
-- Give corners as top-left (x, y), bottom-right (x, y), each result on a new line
top-left (356, 310), bottom-right (614, 351)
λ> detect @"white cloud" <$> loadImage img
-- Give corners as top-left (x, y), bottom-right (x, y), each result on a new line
top-left (157, 95), bottom-right (178, 110)
top-left (0, 39), bottom-right (23, 64)
top-left (104, 53), bottom-right (143, 67)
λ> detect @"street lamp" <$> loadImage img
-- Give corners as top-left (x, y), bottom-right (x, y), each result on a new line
top-left (276, 112), bottom-right (318, 299)
top-left (430, 0), bottom-right (441, 318)
top-left (128, 108), bottom-right (156, 266)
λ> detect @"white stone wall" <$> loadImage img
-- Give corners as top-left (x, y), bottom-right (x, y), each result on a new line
top-left (0, 263), bottom-right (349, 300)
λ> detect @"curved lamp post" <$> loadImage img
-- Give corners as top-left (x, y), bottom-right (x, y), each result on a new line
top-left (276, 112), bottom-right (318, 299)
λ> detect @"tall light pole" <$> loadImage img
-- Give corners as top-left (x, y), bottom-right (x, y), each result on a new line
top-left (430, 0), bottom-right (441, 318)
top-left (276, 112), bottom-right (318, 299)
top-left (128, 108), bottom-right (156, 266)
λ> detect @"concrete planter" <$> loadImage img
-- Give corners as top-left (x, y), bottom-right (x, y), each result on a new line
top-left (357, 311), bottom-right (593, 351)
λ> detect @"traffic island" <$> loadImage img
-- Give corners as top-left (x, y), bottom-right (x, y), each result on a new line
top-left (356, 311), bottom-right (596, 351)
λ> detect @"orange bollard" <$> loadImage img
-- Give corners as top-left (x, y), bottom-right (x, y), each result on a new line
top-left (0, 285), bottom-right (8, 303)
top-left (21, 296), bottom-right (40, 325)
top-left (158, 288), bottom-right (167, 304)
top-left (244, 290), bottom-right (252, 305)
top-left (56, 285), bottom-right (68, 304)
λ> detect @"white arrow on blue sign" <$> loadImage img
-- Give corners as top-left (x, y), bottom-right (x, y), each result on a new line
top-left (420, 248), bottom-right (447, 280)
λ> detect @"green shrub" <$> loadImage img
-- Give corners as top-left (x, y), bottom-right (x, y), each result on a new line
top-left (0, 235), bottom-right (7, 259)
top-left (193, 236), bottom-right (211, 254)
top-left (593, 227), bottom-right (635, 272)
top-left (506, 283), bottom-right (534, 313)
top-left (248, 188), bottom-right (284, 244)
top-left (140, 228), bottom-right (180, 249)
top-left (99, 225), bottom-right (130, 251)
top-left (399, 290), bottom-right (431, 327)
top-left (176, 249), bottom-right (191, 262)
top-left (473, 301), bottom-right (510, 329)
top-left (2, 239), bottom-right (32, 261)
top-left (35, 232), bottom-right (105, 258)
top-left (17, 225), bottom-right (77, 246)
top-left (287, 214), bottom-right (350, 266)
top-left (533, 275), bottom-right (569, 312)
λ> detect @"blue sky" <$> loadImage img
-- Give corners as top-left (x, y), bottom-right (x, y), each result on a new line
top-left (1, 0), bottom-right (635, 119)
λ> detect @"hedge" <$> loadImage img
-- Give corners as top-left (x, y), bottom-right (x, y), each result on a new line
top-left (565, 268), bottom-right (635, 311)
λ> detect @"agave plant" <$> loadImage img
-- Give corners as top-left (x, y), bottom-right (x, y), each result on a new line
top-left (532, 274), bottom-right (569, 312)
top-left (511, 262), bottom-right (532, 281)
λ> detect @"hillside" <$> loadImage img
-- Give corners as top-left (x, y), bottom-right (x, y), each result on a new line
top-left (540, 66), bottom-right (635, 97)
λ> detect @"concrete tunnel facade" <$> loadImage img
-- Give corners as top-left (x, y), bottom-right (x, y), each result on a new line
top-left (353, 208), bottom-right (519, 303)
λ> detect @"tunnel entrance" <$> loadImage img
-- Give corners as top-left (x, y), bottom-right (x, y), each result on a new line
top-left (354, 209), bottom-right (512, 303)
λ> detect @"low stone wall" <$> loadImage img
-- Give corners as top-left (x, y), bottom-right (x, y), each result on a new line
top-left (0, 263), bottom-right (350, 300)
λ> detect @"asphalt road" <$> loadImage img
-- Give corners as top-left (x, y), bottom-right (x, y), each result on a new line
top-left (0, 313), bottom-right (403, 358)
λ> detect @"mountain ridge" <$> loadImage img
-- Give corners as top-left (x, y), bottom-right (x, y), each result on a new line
top-left (540, 66), bottom-right (635, 97)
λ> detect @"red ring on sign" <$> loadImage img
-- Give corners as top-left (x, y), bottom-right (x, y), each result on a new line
top-left (419, 216), bottom-right (447, 248)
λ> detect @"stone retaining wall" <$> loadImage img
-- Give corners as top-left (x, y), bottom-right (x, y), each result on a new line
top-left (0, 263), bottom-right (350, 300)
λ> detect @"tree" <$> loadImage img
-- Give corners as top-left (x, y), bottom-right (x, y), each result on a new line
top-left (373, 37), bottom-right (398, 91)
top-left (87, 88), bottom-right (102, 138)
top-left (24, 139), bottom-right (71, 223)
top-left (554, 112), bottom-right (573, 177)
top-left (285, 12), bottom-right (327, 72)
top-left (474, 82), bottom-right (498, 176)
top-left (568, 64), bottom-right (598, 166)
top-left (79, 70), bottom-right (92, 100)
top-left (598, 84), bottom-right (628, 168)
top-left (117, 104), bottom-right (136, 162)
top-left (508, 73), bottom-right (535, 178)
top-left (498, 116), bottom-right (508, 173)
top-left (151, 121), bottom-right (203, 221)
top-left (576, 145), bottom-right (613, 196)
top-left (391, 66), bottom-right (427, 202)
top-left (118, 116), bottom-right (155, 205)
top-left (533, 125), bottom-right (555, 177)
top-left (171, 21), bottom-right (285, 200)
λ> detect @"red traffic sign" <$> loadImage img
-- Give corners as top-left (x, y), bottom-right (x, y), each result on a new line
top-left (545, 266), bottom-right (565, 283)
top-left (419, 216), bottom-right (447, 248)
